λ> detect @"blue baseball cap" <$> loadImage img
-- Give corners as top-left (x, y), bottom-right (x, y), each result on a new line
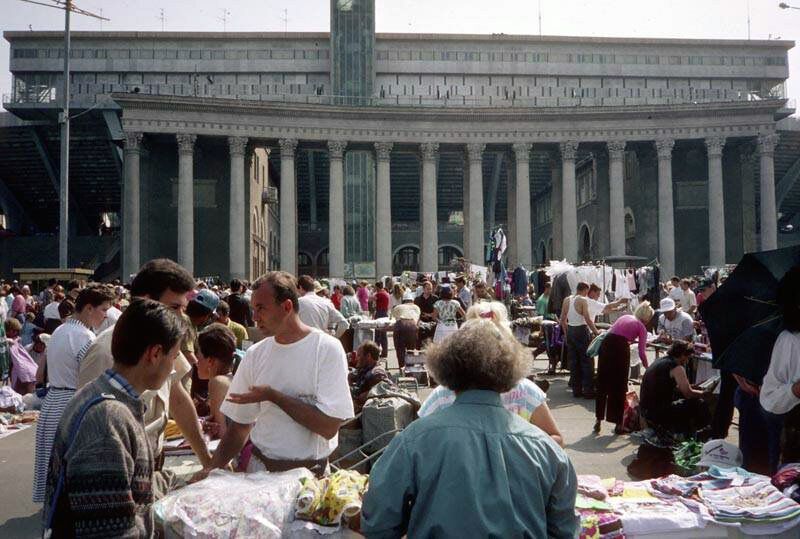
top-left (191, 289), bottom-right (219, 313)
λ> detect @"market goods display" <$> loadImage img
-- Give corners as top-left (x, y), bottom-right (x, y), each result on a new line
top-left (295, 470), bottom-right (369, 527)
top-left (154, 468), bottom-right (313, 538)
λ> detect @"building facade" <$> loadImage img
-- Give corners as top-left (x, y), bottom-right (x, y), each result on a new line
top-left (2, 0), bottom-right (798, 280)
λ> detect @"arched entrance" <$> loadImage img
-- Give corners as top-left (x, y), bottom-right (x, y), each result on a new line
top-left (393, 245), bottom-right (420, 274)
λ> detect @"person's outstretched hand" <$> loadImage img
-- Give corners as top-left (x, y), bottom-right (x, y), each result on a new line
top-left (226, 385), bottom-right (273, 404)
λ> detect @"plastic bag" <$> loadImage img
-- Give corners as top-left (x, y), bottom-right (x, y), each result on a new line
top-left (295, 470), bottom-right (368, 527)
top-left (621, 391), bottom-right (641, 433)
top-left (154, 468), bottom-right (313, 538)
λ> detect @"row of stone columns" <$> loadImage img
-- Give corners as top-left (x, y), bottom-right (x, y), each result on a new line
top-left (121, 132), bottom-right (779, 282)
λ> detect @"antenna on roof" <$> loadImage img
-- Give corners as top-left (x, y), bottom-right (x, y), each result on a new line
top-left (538, 0), bottom-right (542, 37)
top-left (218, 8), bottom-right (231, 32)
top-left (281, 8), bottom-right (288, 35)
top-left (15, 0), bottom-right (109, 270)
top-left (747, 0), bottom-right (751, 40)
top-left (158, 8), bottom-right (165, 31)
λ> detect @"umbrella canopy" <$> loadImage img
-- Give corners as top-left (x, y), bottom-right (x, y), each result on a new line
top-left (699, 245), bottom-right (800, 383)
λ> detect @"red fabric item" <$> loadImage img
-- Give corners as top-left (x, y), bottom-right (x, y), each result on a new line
top-left (331, 292), bottom-right (342, 311)
top-left (374, 290), bottom-right (390, 312)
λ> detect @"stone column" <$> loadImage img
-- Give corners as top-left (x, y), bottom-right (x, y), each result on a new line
top-left (705, 136), bottom-right (726, 266)
top-left (607, 140), bottom-right (627, 256)
top-left (176, 133), bottom-right (196, 274)
top-left (228, 136), bottom-right (248, 280)
top-left (740, 145), bottom-right (757, 253)
top-left (550, 155), bottom-right (563, 259)
top-left (375, 142), bottom-right (393, 278)
top-left (506, 150), bottom-right (517, 266)
top-left (655, 138), bottom-right (676, 277)
top-left (466, 143), bottom-right (485, 263)
top-left (420, 142), bottom-right (439, 273)
top-left (513, 143), bottom-right (533, 267)
top-left (560, 141), bottom-right (579, 262)
top-left (327, 141), bottom-right (347, 278)
top-left (279, 138), bottom-right (298, 274)
top-left (122, 132), bottom-right (143, 281)
top-left (758, 134), bottom-right (779, 251)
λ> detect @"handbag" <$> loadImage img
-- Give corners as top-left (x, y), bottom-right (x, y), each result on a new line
top-left (586, 331), bottom-right (607, 358)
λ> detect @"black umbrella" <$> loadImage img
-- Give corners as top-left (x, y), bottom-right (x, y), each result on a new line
top-left (699, 245), bottom-right (800, 384)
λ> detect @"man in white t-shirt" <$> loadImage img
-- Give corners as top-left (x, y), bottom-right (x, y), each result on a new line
top-left (296, 275), bottom-right (348, 334)
top-left (657, 297), bottom-right (695, 342)
top-left (196, 271), bottom-right (354, 478)
top-left (668, 276), bottom-right (683, 304)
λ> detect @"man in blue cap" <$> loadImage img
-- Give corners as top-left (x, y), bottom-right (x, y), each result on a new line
top-left (186, 288), bottom-right (221, 411)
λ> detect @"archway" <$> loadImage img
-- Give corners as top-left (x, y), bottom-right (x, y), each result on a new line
top-left (316, 248), bottom-right (329, 277)
top-left (579, 224), bottom-right (593, 262)
top-left (438, 244), bottom-right (463, 270)
top-left (297, 251), bottom-right (313, 277)
top-left (392, 245), bottom-right (420, 274)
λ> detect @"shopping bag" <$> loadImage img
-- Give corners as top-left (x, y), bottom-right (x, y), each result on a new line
top-left (586, 331), bottom-right (607, 358)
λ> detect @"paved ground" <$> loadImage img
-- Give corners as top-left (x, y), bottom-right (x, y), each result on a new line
top-left (0, 342), bottom-right (738, 537)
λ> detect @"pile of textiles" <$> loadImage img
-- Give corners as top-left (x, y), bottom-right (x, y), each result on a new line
top-left (510, 316), bottom-right (542, 330)
top-left (773, 463), bottom-right (800, 503)
top-left (576, 468), bottom-right (800, 537)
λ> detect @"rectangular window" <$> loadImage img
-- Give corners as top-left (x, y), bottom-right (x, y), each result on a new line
top-left (136, 49), bottom-right (154, 60)
top-left (688, 56), bottom-right (703, 65)
top-left (446, 51), bottom-right (458, 61)
top-left (420, 50), bottom-right (434, 61)
top-left (766, 57), bottom-right (786, 66)
top-left (669, 56), bottom-right (682, 65)
top-left (189, 49), bottom-right (202, 60)
top-left (733, 56), bottom-right (746, 65)
top-left (645, 55), bottom-right (659, 65)
top-left (376, 50), bottom-right (389, 60)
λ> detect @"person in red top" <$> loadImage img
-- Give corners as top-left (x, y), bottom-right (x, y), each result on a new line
top-left (331, 285), bottom-right (343, 311)
top-left (373, 281), bottom-right (391, 358)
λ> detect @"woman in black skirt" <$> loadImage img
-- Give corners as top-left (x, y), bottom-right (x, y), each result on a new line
top-left (594, 301), bottom-right (654, 434)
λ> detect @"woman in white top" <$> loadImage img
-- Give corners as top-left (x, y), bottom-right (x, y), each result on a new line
top-left (432, 286), bottom-right (465, 343)
top-left (32, 285), bottom-right (115, 503)
top-left (389, 283), bottom-right (405, 309)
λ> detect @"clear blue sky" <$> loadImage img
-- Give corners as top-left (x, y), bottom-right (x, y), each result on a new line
top-left (1, 0), bottom-right (798, 110)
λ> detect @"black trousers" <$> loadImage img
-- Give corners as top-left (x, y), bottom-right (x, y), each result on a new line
top-left (595, 333), bottom-right (630, 424)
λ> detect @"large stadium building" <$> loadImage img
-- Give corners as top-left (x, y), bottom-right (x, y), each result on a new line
top-left (1, 0), bottom-right (799, 281)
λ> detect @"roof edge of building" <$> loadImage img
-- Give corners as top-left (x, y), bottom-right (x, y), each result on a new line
top-left (3, 30), bottom-right (794, 49)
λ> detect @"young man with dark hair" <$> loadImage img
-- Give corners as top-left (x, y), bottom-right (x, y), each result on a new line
top-left (195, 271), bottom-right (354, 479)
top-left (44, 299), bottom-right (185, 537)
top-left (76, 259), bottom-right (212, 468)
top-left (349, 340), bottom-right (389, 412)
top-left (227, 278), bottom-right (253, 327)
top-left (216, 299), bottom-right (247, 348)
top-left (297, 273), bottom-right (348, 333)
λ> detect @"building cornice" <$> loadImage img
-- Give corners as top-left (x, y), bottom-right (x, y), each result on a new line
top-left (114, 94), bottom-right (781, 146)
top-left (112, 93), bottom-right (786, 125)
top-left (5, 31), bottom-right (794, 49)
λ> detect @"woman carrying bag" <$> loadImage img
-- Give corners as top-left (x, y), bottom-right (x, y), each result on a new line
top-left (594, 301), bottom-right (654, 434)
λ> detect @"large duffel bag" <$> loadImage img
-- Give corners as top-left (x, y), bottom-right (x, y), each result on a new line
top-left (361, 381), bottom-right (420, 454)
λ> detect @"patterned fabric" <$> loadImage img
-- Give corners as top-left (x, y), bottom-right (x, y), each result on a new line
top-left (433, 299), bottom-right (460, 324)
top-left (419, 378), bottom-right (546, 422)
top-left (32, 388), bottom-right (76, 502)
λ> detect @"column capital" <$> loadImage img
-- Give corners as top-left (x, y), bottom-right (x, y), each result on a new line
top-left (420, 142), bottom-right (440, 161)
top-left (278, 138), bottom-right (298, 157)
top-left (758, 133), bottom-right (779, 156)
top-left (466, 143), bottom-right (485, 162)
top-left (124, 132), bottom-right (143, 152)
top-left (228, 136), bottom-right (248, 156)
top-left (607, 140), bottom-right (627, 160)
top-left (512, 142), bottom-right (532, 161)
top-left (705, 136), bottom-right (726, 157)
top-left (176, 133), bottom-right (196, 154)
top-left (654, 138), bottom-right (675, 160)
top-left (327, 140), bottom-right (347, 160)
top-left (559, 140), bottom-right (578, 160)
top-left (374, 142), bottom-right (393, 161)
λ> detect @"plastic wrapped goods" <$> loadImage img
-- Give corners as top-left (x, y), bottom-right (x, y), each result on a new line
top-left (154, 468), bottom-right (313, 538)
top-left (295, 470), bottom-right (368, 527)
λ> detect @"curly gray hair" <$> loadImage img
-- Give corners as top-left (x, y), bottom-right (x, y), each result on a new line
top-left (424, 319), bottom-right (528, 393)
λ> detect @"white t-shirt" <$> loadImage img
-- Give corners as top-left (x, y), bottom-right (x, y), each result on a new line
top-left (680, 289), bottom-right (697, 310)
top-left (760, 330), bottom-right (800, 415)
top-left (298, 293), bottom-right (347, 332)
top-left (220, 329), bottom-right (355, 460)
top-left (668, 286), bottom-right (684, 304)
top-left (94, 305), bottom-right (122, 335)
top-left (44, 301), bottom-right (61, 321)
top-left (418, 378), bottom-right (546, 422)
top-left (658, 311), bottom-right (695, 341)
top-left (46, 318), bottom-right (95, 388)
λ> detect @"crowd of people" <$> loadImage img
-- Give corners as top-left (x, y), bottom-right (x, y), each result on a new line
top-left (1, 259), bottom-right (799, 537)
